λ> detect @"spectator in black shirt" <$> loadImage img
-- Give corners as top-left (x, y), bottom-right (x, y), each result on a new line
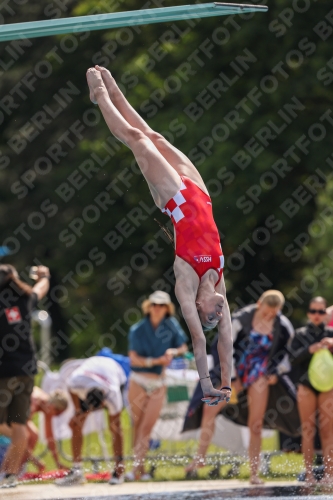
top-left (0, 264), bottom-right (50, 488)
top-left (290, 296), bottom-right (333, 484)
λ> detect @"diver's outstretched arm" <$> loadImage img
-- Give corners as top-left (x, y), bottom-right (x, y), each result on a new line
top-left (175, 281), bottom-right (225, 404)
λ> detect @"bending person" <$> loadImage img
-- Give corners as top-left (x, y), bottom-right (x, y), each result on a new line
top-left (0, 387), bottom-right (68, 472)
top-left (86, 66), bottom-right (232, 405)
top-left (290, 296), bottom-right (333, 484)
top-left (127, 290), bottom-right (187, 481)
top-left (55, 356), bottom-right (126, 486)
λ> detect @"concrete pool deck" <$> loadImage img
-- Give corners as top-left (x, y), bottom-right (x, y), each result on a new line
top-left (5, 479), bottom-right (332, 500)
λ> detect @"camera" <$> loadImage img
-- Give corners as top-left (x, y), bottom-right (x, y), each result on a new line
top-left (29, 266), bottom-right (39, 280)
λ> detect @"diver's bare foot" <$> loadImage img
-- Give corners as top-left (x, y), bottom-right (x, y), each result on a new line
top-left (86, 67), bottom-right (103, 104)
top-left (95, 65), bottom-right (117, 95)
top-left (89, 91), bottom-right (97, 104)
top-left (250, 475), bottom-right (264, 485)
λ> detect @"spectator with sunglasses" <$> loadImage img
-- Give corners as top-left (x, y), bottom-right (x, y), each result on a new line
top-left (55, 356), bottom-right (126, 486)
top-left (290, 296), bottom-right (333, 484)
top-left (126, 290), bottom-right (188, 481)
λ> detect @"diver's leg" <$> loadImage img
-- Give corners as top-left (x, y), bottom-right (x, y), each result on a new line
top-left (87, 68), bottom-right (181, 208)
top-left (95, 66), bottom-right (208, 194)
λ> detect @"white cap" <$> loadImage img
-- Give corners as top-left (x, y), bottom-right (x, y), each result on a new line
top-left (148, 290), bottom-right (171, 304)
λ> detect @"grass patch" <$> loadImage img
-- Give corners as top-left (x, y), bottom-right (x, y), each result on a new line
top-left (27, 410), bottom-right (304, 482)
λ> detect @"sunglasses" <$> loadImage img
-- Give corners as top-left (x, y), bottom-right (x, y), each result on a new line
top-left (151, 303), bottom-right (167, 307)
top-left (308, 309), bottom-right (326, 315)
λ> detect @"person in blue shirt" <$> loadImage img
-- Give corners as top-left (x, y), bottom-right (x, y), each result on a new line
top-left (126, 290), bottom-right (188, 481)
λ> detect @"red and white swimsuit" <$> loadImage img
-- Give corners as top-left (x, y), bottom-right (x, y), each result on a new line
top-left (162, 176), bottom-right (224, 285)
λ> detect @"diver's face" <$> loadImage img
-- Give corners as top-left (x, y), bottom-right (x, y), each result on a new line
top-left (197, 292), bottom-right (224, 329)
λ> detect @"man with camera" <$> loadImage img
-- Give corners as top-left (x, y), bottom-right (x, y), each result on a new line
top-left (0, 264), bottom-right (50, 488)
top-left (55, 355), bottom-right (126, 486)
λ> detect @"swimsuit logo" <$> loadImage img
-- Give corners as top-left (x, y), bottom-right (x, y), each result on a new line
top-left (5, 307), bottom-right (22, 324)
top-left (194, 255), bottom-right (212, 263)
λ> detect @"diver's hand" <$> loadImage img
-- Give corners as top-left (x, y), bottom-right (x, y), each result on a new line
top-left (201, 387), bottom-right (231, 406)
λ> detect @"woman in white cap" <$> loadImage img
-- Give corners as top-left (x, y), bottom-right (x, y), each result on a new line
top-left (86, 66), bottom-right (233, 407)
top-left (126, 290), bottom-right (187, 481)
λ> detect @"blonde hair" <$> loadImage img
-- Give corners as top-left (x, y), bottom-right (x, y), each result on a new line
top-left (49, 389), bottom-right (68, 412)
top-left (258, 290), bottom-right (285, 308)
top-left (141, 299), bottom-right (175, 316)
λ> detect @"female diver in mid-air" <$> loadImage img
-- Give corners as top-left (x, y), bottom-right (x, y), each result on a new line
top-left (86, 66), bottom-right (232, 405)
